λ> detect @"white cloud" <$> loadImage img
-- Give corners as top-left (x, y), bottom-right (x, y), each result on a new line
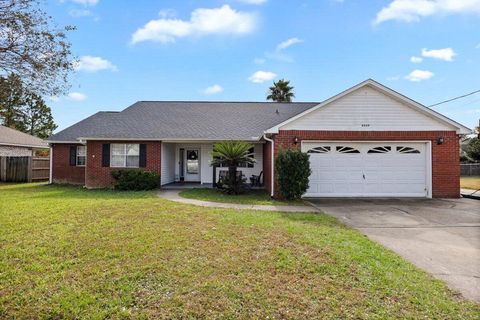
top-left (203, 84), bottom-right (223, 95)
top-left (70, 0), bottom-right (98, 5)
top-left (131, 5), bottom-right (256, 44)
top-left (248, 70), bottom-right (277, 83)
top-left (421, 47), bottom-right (456, 61)
top-left (49, 96), bottom-right (60, 102)
top-left (405, 69), bottom-right (434, 82)
top-left (410, 56), bottom-right (423, 63)
top-left (374, 0), bottom-right (480, 24)
top-left (276, 37), bottom-right (303, 50)
top-left (239, 0), bottom-right (267, 4)
top-left (67, 92), bottom-right (87, 101)
top-left (73, 56), bottom-right (118, 72)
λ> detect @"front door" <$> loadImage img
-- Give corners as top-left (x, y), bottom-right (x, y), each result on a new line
top-left (185, 149), bottom-right (200, 182)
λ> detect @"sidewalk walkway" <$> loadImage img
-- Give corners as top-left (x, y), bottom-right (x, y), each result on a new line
top-left (157, 190), bottom-right (318, 213)
top-left (461, 188), bottom-right (480, 200)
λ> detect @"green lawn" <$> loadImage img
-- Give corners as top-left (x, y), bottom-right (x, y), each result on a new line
top-left (0, 183), bottom-right (478, 318)
top-left (180, 188), bottom-right (305, 206)
top-left (461, 176), bottom-right (480, 190)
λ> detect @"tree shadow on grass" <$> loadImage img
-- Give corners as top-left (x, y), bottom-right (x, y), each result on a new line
top-left (0, 183), bottom-right (157, 201)
top-left (278, 211), bottom-right (345, 229)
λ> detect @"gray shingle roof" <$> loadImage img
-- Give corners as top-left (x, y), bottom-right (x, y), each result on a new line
top-left (0, 125), bottom-right (48, 148)
top-left (48, 101), bottom-right (319, 142)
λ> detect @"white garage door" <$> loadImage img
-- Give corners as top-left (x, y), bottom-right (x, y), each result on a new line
top-left (301, 142), bottom-right (430, 198)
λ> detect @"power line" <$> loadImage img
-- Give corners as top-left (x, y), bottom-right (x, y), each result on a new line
top-left (428, 89), bottom-right (480, 108)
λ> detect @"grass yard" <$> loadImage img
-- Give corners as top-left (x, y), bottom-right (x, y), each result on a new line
top-left (460, 176), bottom-right (480, 190)
top-left (0, 183), bottom-right (478, 319)
top-left (180, 188), bottom-right (304, 206)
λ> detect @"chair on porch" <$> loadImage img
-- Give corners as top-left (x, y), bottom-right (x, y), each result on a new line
top-left (250, 171), bottom-right (263, 187)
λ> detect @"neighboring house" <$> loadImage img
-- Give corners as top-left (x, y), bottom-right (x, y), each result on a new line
top-left (47, 79), bottom-right (471, 198)
top-left (0, 125), bottom-right (48, 157)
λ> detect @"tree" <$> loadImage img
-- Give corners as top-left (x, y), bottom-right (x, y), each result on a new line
top-left (210, 141), bottom-right (255, 194)
top-left (19, 93), bottom-right (57, 138)
top-left (0, 73), bottom-right (23, 129)
top-left (267, 79), bottom-right (295, 102)
top-left (275, 149), bottom-right (311, 200)
top-left (0, 0), bottom-right (74, 96)
top-left (0, 74), bottom-right (57, 138)
top-left (465, 138), bottom-right (480, 161)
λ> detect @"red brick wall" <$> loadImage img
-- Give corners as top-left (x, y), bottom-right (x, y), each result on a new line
top-left (51, 144), bottom-right (85, 185)
top-left (85, 141), bottom-right (161, 188)
top-left (270, 130), bottom-right (460, 198)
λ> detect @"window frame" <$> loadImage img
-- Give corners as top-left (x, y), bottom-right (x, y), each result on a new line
top-left (237, 147), bottom-right (255, 168)
top-left (76, 145), bottom-right (86, 167)
top-left (110, 143), bottom-right (140, 168)
top-left (214, 146), bottom-right (255, 168)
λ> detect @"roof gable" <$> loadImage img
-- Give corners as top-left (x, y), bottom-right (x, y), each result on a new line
top-left (267, 79), bottom-right (471, 134)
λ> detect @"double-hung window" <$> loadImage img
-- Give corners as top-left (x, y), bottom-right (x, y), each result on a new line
top-left (238, 147), bottom-right (255, 168)
top-left (110, 144), bottom-right (140, 168)
top-left (76, 146), bottom-right (86, 166)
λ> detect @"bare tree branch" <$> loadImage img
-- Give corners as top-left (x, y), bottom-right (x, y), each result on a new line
top-left (0, 0), bottom-right (74, 96)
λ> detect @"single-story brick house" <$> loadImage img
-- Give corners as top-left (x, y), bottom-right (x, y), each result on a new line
top-left (47, 79), bottom-right (471, 198)
top-left (0, 125), bottom-right (48, 157)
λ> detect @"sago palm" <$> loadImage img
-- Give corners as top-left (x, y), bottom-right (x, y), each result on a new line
top-left (210, 141), bottom-right (255, 193)
top-left (266, 79), bottom-right (295, 102)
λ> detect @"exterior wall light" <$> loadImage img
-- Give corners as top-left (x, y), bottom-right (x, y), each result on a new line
top-left (437, 137), bottom-right (444, 145)
top-left (293, 136), bottom-right (299, 145)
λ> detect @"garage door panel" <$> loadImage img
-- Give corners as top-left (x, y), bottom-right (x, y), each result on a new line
top-left (304, 142), bottom-right (428, 197)
top-left (335, 158), bottom-right (362, 167)
top-left (318, 184), bottom-right (334, 193)
top-left (306, 183), bottom-right (318, 194)
top-left (310, 157), bottom-right (334, 169)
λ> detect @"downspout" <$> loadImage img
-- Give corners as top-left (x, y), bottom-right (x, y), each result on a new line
top-left (263, 133), bottom-right (275, 198)
top-left (49, 144), bottom-right (53, 184)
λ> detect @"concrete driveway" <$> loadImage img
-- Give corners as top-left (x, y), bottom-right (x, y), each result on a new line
top-left (308, 197), bottom-right (480, 302)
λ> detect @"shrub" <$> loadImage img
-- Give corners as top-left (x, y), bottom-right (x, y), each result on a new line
top-left (465, 137), bottom-right (480, 161)
top-left (216, 172), bottom-right (247, 194)
top-left (275, 149), bottom-right (311, 200)
top-left (111, 169), bottom-right (160, 191)
top-left (210, 141), bottom-right (255, 194)
top-left (460, 154), bottom-right (472, 163)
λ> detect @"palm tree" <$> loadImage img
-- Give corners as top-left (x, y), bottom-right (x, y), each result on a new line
top-left (210, 141), bottom-right (255, 194)
top-left (267, 79), bottom-right (295, 102)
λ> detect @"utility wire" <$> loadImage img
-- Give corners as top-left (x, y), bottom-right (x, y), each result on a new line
top-left (428, 89), bottom-right (480, 108)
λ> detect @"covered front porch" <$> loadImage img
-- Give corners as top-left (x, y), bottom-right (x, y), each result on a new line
top-left (162, 182), bottom-right (213, 190)
top-left (160, 141), bottom-right (264, 187)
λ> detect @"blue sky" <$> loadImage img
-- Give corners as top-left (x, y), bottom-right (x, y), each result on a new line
top-left (46, 0), bottom-right (480, 131)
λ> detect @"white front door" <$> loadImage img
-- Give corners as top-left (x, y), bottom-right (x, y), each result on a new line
top-left (301, 142), bottom-right (429, 197)
top-left (184, 149), bottom-right (200, 182)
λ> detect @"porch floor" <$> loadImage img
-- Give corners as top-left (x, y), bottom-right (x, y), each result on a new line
top-left (161, 182), bottom-right (265, 190)
top-left (162, 182), bottom-right (213, 190)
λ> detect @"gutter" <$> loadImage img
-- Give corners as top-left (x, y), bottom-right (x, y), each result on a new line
top-left (263, 133), bottom-right (275, 198)
top-left (0, 142), bottom-right (48, 149)
top-left (77, 137), bottom-right (263, 142)
top-left (49, 145), bottom-right (53, 184)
